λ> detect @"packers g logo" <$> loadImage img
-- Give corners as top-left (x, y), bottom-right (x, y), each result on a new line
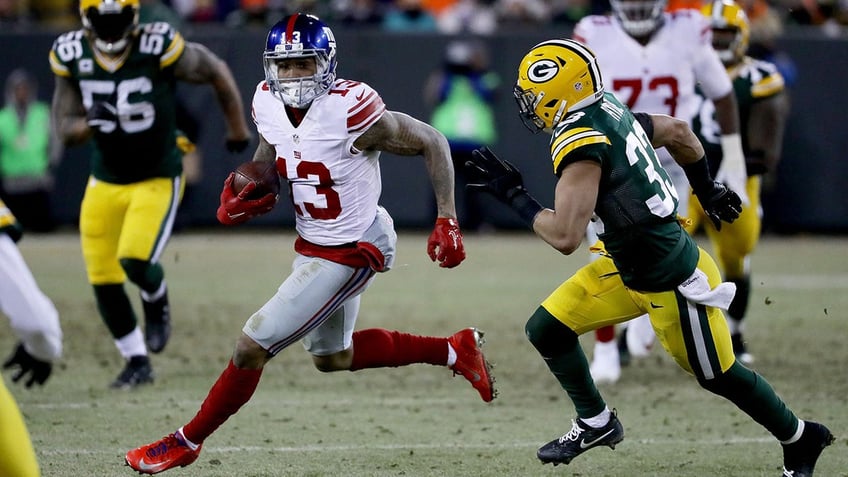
top-left (528, 59), bottom-right (559, 83)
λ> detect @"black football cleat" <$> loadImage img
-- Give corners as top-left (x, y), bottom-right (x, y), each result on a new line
top-left (142, 291), bottom-right (171, 354)
top-left (538, 410), bottom-right (624, 466)
top-left (782, 421), bottom-right (835, 477)
top-left (111, 355), bottom-right (154, 389)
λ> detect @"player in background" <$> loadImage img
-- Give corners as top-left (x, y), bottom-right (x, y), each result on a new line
top-left (465, 37), bottom-right (833, 476)
top-left (49, 0), bottom-right (251, 388)
top-left (573, 0), bottom-right (750, 383)
top-left (687, 0), bottom-right (789, 364)
top-left (0, 199), bottom-right (62, 477)
top-left (125, 14), bottom-right (493, 474)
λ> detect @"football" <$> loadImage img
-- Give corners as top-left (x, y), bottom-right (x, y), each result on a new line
top-left (231, 160), bottom-right (281, 199)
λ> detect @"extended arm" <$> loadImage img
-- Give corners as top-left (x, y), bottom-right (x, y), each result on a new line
top-left (355, 110), bottom-right (457, 220)
top-left (712, 91), bottom-right (749, 204)
top-left (174, 42), bottom-right (251, 149)
top-left (533, 161), bottom-right (600, 255)
top-left (746, 92), bottom-right (789, 175)
top-left (647, 113), bottom-right (742, 229)
top-left (355, 110), bottom-right (464, 268)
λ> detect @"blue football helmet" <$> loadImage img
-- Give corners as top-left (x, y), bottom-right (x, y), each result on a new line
top-left (263, 13), bottom-right (338, 108)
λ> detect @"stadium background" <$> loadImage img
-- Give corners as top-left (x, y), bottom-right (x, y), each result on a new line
top-left (1, 26), bottom-right (845, 232)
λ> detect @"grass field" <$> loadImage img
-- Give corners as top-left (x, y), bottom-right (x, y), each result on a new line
top-left (2, 230), bottom-right (846, 477)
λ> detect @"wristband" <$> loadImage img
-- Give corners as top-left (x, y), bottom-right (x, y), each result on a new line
top-left (681, 156), bottom-right (714, 197)
top-left (510, 191), bottom-right (544, 228)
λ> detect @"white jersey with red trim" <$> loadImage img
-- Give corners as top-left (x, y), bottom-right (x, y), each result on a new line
top-left (252, 78), bottom-right (387, 246)
top-left (573, 11), bottom-right (731, 124)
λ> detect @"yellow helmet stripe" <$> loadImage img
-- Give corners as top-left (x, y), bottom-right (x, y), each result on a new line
top-left (706, 0), bottom-right (725, 24)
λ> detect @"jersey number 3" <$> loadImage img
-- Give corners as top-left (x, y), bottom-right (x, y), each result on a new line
top-left (277, 157), bottom-right (342, 220)
top-left (625, 119), bottom-right (678, 218)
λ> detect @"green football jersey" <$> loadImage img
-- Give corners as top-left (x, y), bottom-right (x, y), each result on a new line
top-left (550, 92), bottom-right (699, 291)
top-left (49, 22), bottom-right (186, 184)
top-left (691, 57), bottom-right (785, 176)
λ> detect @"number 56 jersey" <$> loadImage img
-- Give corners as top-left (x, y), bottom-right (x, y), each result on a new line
top-left (48, 22), bottom-right (186, 184)
top-left (251, 78), bottom-right (387, 246)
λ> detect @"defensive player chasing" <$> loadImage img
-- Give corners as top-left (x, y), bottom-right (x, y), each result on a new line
top-left (125, 14), bottom-right (494, 474)
top-left (0, 200), bottom-right (62, 477)
top-left (687, 0), bottom-right (789, 364)
top-left (49, 0), bottom-right (251, 388)
top-left (573, 0), bottom-right (750, 382)
top-left (464, 38), bottom-right (832, 476)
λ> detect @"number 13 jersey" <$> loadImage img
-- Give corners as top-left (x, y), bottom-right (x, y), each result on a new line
top-left (251, 78), bottom-right (387, 246)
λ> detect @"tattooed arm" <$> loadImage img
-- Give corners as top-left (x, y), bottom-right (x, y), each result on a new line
top-left (174, 42), bottom-right (251, 144)
top-left (354, 111), bottom-right (457, 219)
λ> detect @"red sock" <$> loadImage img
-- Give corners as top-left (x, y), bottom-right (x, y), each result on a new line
top-left (595, 325), bottom-right (615, 343)
top-left (349, 328), bottom-right (447, 371)
top-left (182, 359), bottom-right (263, 444)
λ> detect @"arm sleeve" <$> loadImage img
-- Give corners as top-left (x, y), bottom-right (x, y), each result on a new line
top-left (633, 112), bottom-right (654, 141)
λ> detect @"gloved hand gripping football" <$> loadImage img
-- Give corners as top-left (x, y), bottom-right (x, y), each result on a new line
top-left (216, 173), bottom-right (277, 225)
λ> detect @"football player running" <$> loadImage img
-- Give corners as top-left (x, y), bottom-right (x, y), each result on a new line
top-left (0, 200), bottom-right (62, 477)
top-left (464, 38), bottom-right (832, 476)
top-left (125, 13), bottom-right (493, 474)
top-left (686, 0), bottom-right (789, 364)
top-left (573, 0), bottom-right (750, 383)
top-left (49, 0), bottom-right (251, 388)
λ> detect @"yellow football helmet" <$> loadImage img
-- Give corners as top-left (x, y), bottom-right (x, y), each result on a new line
top-left (702, 0), bottom-right (750, 66)
top-left (80, 0), bottom-right (140, 54)
top-left (514, 39), bottom-right (604, 133)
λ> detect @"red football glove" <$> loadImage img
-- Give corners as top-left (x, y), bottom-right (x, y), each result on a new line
top-left (427, 217), bottom-right (465, 268)
top-left (216, 173), bottom-right (278, 226)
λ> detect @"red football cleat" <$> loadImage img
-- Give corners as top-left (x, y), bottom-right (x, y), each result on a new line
top-left (448, 327), bottom-right (497, 402)
top-left (125, 430), bottom-right (201, 474)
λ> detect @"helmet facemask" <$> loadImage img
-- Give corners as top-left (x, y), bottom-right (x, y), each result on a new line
top-left (514, 85), bottom-right (565, 134)
top-left (82, 1), bottom-right (138, 54)
top-left (263, 48), bottom-right (335, 108)
top-left (611, 0), bottom-right (668, 38)
top-left (711, 27), bottom-right (744, 65)
top-left (703, 0), bottom-right (750, 66)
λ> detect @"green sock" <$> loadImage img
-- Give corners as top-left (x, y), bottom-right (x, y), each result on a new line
top-left (700, 361), bottom-right (798, 440)
top-left (93, 283), bottom-right (138, 338)
top-left (526, 307), bottom-right (606, 418)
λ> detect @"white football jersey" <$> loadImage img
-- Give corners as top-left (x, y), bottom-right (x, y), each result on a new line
top-left (252, 78), bottom-right (387, 246)
top-left (573, 11), bottom-right (731, 124)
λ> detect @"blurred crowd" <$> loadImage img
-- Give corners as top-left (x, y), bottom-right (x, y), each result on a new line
top-left (1, 0), bottom-right (847, 37)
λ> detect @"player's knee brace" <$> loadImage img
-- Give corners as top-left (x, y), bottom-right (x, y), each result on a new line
top-left (119, 258), bottom-right (163, 291)
top-left (525, 306), bottom-right (579, 357)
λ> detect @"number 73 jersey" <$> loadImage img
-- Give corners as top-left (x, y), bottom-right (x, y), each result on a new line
top-left (573, 11), bottom-right (731, 124)
top-left (49, 22), bottom-right (185, 184)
